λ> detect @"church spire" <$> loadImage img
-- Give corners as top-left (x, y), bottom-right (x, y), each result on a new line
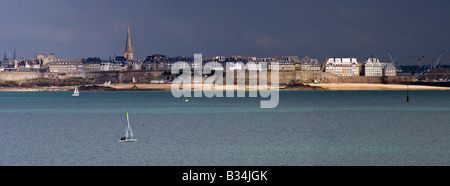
top-left (124, 26), bottom-right (134, 61)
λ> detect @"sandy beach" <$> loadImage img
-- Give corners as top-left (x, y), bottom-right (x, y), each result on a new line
top-left (109, 84), bottom-right (284, 91)
top-left (1, 83), bottom-right (449, 91)
top-left (305, 83), bottom-right (450, 90)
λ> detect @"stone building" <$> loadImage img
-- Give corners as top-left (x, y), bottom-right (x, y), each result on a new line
top-left (82, 57), bottom-right (102, 72)
top-left (362, 57), bottom-right (382, 76)
top-left (270, 55), bottom-right (296, 71)
top-left (124, 26), bottom-right (134, 61)
top-left (298, 56), bottom-right (321, 71)
top-left (325, 57), bottom-right (360, 76)
top-left (381, 63), bottom-right (397, 76)
top-left (49, 58), bottom-right (84, 73)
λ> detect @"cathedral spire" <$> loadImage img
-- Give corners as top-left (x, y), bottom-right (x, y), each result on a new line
top-left (124, 26), bottom-right (134, 61)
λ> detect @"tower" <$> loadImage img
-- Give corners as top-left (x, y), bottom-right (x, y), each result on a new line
top-left (124, 26), bottom-right (134, 61)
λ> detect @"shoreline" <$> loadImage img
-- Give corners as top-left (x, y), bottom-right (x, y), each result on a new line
top-left (306, 83), bottom-right (450, 90)
top-left (1, 83), bottom-right (450, 92)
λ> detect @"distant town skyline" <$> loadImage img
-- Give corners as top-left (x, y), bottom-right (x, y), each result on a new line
top-left (1, 0), bottom-right (450, 64)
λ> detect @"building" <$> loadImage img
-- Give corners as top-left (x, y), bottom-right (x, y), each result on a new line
top-left (100, 60), bottom-right (118, 71)
top-left (362, 57), bottom-right (382, 76)
top-left (298, 56), bottom-right (321, 71)
top-left (215, 56), bottom-right (226, 63)
top-left (245, 62), bottom-right (262, 71)
top-left (49, 58), bottom-right (84, 73)
top-left (36, 53), bottom-right (56, 65)
top-left (270, 55), bottom-right (296, 71)
top-left (1, 58), bottom-right (18, 71)
top-left (381, 63), bottom-right (397, 76)
top-left (82, 57), bottom-right (102, 72)
top-left (0, 57), bottom-right (4, 71)
top-left (325, 57), bottom-right (360, 76)
top-left (124, 26), bottom-right (134, 61)
top-left (142, 54), bottom-right (168, 70)
top-left (17, 58), bottom-right (41, 71)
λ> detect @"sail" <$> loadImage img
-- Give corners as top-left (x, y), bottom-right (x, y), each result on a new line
top-left (74, 87), bottom-right (79, 94)
top-left (127, 111), bottom-right (134, 137)
top-left (125, 111), bottom-right (134, 139)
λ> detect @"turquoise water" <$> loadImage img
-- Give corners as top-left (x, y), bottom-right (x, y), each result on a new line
top-left (1, 90), bottom-right (450, 165)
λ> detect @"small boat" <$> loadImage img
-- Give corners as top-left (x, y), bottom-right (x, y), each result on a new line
top-left (119, 111), bottom-right (137, 142)
top-left (184, 98), bottom-right (189, 102)
top-left (72, 87), bottom-right (79, 97)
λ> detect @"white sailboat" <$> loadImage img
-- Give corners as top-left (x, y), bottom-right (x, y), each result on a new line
top-left (119, 111), bottom-right (137, 142)
top-left (72, 87), bottom-right (79, 97)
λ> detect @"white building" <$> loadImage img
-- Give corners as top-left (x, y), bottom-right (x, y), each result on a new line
top-left (325, 57), bottom-right (360, 76)
top-left (362, 57), bottom-right (382, 76)
top-left (100, 61), bottom-right (118, 71)
top-left (228, 62), bottom-right (244, 71)
top-left (246, 62), bottom-right (262, 71)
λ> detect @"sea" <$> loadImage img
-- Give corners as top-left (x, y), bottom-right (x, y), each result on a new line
top-left (0, 90), bottom-right (450, 166)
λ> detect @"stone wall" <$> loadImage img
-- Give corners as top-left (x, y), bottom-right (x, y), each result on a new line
top-left (44, 70), bottom-right (165, 83)
top-left (222, 71), bottom-right (415, 85)
top-left (292, 71), bottom-right (415, 84)
top-left (37, 70), bottom-right (416, 85)
top-left (0, 72), bottom-right (42, 81)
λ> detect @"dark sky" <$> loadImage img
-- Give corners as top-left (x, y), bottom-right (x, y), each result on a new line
top-left (1, 0), bottom-right (449, 64)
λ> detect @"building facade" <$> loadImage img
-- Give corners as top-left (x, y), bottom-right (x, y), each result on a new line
top-left (49, 58), bottom-right (84, 73)
top-left (325, 57), bottom-right (360, 76)
top-left (298, 56), bottom-right (321, 71)
top-left (362, 57), bottom-right (383, 76)
top-left (82, 57), bottom-right (102, 72)
top-left (381, 63), bottom-right (397, 76)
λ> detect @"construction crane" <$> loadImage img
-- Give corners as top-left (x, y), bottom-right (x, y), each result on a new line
top-left (16, 51), bottom-right (51, 56)
top-left (388, 50), bottom-right (425, 73)
top-left (387, 49), bottom-right (401, 71)
top-left (387, 49), bottom-right (399, 67)
top-left (399, 55), bottom-right (425, 74)
top-left (432, 50), bottom-right (445, 70)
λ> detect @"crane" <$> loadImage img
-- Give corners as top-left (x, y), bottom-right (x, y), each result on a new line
top-left (399, 55), bottom-right (425, 74)
top-left (387, 49), bottom-right (401, 71)
top-left (15, 51), bottom-right (51, 56)
top-left (432, 50), bottom-right (445, 70)
top-left (387, 49), bottom-right (399, 67)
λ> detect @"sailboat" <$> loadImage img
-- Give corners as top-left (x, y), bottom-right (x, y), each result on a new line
top-left (119, 111), bottom-right (137, 142)
top-left (72, 87), bottom-right (79, 97)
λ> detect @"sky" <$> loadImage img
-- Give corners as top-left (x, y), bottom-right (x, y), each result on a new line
top-left (1, 0), bottom-right (450, 65)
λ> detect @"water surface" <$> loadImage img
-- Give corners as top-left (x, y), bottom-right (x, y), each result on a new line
top-left (1, 90), bottom-right (449, 165)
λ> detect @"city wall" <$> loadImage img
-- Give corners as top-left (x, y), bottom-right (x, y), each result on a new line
top-left (1, 70), bottom-right (415, 84)
top-left (0, 72), bottom-right (43, 81)
top-left (43, 70), bottom-right (165, 83)
top-left (291, 71), bottom-right (415, 84)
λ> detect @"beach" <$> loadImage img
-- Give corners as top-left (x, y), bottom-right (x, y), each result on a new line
top-left (1, 83), bottom-right (449, 91)
top-left (305, 83), bottom-right (450, 90)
